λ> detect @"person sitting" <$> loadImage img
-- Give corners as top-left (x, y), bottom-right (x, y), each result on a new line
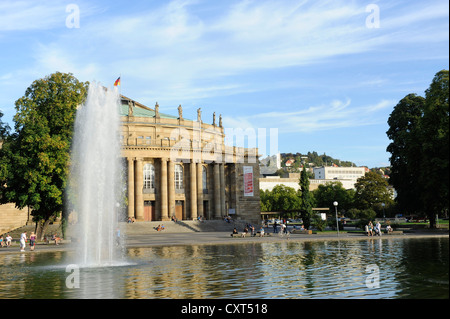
top-left (156, 225), bottom-right (162, 231)
top-left (51, 233), bottom-right (61, 245)
top-left (259, 227), bottom-right (265, 237)
top-left (231, 228), bottom-right (238, 237)
top-left (386, 225), bottom-right (393, 233)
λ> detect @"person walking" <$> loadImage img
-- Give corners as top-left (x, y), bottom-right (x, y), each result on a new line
top-left (29, 232), bottom-right (36, 251)
top-left (19, 231), bottom-right (27, 252)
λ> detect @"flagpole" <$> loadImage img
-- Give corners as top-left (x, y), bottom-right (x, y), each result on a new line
top-left (119, 73), bottom-right (121, 96)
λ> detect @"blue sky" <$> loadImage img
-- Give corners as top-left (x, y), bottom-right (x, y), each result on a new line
top-left (0, 0), bottom-right (448, 168)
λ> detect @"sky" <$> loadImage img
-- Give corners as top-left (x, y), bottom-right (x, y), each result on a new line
top-left (0, 0), bottom-right (448, 168)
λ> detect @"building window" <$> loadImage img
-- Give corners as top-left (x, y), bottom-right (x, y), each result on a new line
top-left (145, 136), bottom-right (151, 145)
top-left (202, 166), bottom-right (207, 192)
top-left (175, 164), bottom-right (183, 190)
top-left (143, 163), bottom-right (155, 189)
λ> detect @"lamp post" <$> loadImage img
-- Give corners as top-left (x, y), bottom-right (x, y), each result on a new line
top-left (333, 201), bottom-right (339, 237)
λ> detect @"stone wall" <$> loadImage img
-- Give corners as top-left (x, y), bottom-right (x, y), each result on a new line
top-left (0, 203), bottom-right (30, 235)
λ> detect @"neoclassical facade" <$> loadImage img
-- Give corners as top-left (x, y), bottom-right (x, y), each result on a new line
top-left (120, 95), bottom-right (261, 223)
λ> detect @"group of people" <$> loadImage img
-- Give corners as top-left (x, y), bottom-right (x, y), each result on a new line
top-left (0, 234), bottom-right (13, 247)
top-left (0, 231), bottom-right (62, 251)
top-left (272, 221), bottom-right (290, 234)
top-left (366, 221), bottom-right (383, 236)
top-left (232, 223), bottom-right (265, 237)
top-left (155, 224), bottom-right (165, 231)
top-left (0, 231), bottom-right (35, 251)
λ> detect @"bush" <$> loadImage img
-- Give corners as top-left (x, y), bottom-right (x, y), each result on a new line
top-left (313, 215), bottom-right (327, 231)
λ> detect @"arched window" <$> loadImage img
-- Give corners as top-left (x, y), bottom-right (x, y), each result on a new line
top-left (202, 166), bottom-right (207, 192)
top-left (175, 164), bottom-right (183, 189)
top-left (143, 163), bottom-right (155, 189)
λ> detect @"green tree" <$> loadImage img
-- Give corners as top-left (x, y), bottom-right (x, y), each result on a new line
top-left (420, 70), bottom-right (449, 227)
top-left (299, 166), bottom-right (314, 229)
top-left (0, 110), bottom-right (10, 140)
top-left (386, 93), bottom-right (425, 215)
top-left (354, 171), bottom-right (393, 211)
top-left (262, 185), bottom-right (301, 215)
top-left (0, 72), bottom-right (88, 239)
top-left (386, 70), bottom-right (449, 227)
top-left (313, 181), bottom-right (355, 214)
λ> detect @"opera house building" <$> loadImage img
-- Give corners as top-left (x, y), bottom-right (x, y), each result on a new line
top-left (120, 95), bottom-right (261, 224)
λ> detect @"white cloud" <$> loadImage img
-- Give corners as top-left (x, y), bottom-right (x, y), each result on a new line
top-left (11, 0), bottom-right (446, 103)
top-left (222, 98), bottom-right (396, 134)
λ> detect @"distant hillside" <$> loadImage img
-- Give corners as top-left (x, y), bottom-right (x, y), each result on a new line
top-left (280, 151), bottom-right (356, 168)
top-left (260, 151), bottom-right (390, 177)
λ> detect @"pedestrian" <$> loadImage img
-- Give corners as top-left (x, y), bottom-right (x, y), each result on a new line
top-left (6, 234), bottom-right (12, 247)
top-left (29, 232), bottom-right (36, 251)
top-left (20, 231), bottom-right (27, 252)
top-left (368, 221), bottom-right (374, 237)
top-left (0, 235), bottom-right (4, 248)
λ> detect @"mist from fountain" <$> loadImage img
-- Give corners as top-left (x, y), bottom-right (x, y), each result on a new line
top-left (68, 82), bottom-right (125, 267)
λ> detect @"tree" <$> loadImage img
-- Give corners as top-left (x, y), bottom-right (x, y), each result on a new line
top-left (386, 93), bottom-right (425, 215)
top-left (420, 70), bottom-right (449, 227)
top-left (0, 110), bottom-right (10, 140)
top-left (0, 72), bottom-right (88, 239)
top-left (260, 185), bottom-right (301, 215)
top-left (386, 70), bottom-right (449, 227)
top-left (313, 181), bottom-right (354, 214)
top-left (299, 166), bottom-right (314, 229)
top-left (354, 171), bottom-right (393, 211)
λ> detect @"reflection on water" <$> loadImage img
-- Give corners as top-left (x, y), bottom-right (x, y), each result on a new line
top-left (0, 238), bottom-right (448, 299)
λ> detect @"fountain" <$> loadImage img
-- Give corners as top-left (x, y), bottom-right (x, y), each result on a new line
top-left (68, 82), bottom-right (124, 267)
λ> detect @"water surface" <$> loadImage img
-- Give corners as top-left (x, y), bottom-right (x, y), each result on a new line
top-left (0, 237), bottom-right (447, 299)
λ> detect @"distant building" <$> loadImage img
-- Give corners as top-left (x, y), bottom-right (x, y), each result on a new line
top-left (259, 173), bottom-right (356, 192)
top-left (313, 166), bottom-right (366, 189)
top-left (285, 159), bottom-right (295, 167)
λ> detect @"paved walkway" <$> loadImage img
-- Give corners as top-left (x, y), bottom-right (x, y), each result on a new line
top-left (1, 229), bottom-right (448, 254)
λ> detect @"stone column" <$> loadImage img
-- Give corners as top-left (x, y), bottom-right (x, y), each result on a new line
top-left (135, 158), bottom-right (144, 221)
top-left (190, 162), bottom-right (197, 220)
top-left (213, 162), bottom-right (221, 219)
top-left (220, 163), bottom-right (226, 217)
top-left (196, 163), bottom-right (204, 219)
top-left (127, 158), bottom-right (135, 219)
top-left (167, 159), bottom-right (175, 221)
top-left (160, 158), bottom-right (168, 221)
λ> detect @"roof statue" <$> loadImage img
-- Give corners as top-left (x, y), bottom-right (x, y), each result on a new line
top-left (155, 102), bottom-right (160, 118)
top-left (197, 108), bottom-right (202, 122)
top-left (128, 100), bottom-right (134, 116)
top-left (178, 104), bottom-right (183, 119)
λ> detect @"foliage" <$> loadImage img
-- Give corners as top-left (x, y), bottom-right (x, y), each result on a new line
top-left (312, 214), bottom-right (327, 231)
top-left (0, 111), bottom-right (10, 140)
top-left (354, 171), bottom-right (393, 210)
top-left (0, 72), bottom-right (88, 238)
top-left (386, 93), bottom-right (425, 215)
top-left (260, 185), bottom-right (301, 215)
top-left (280, 151), bottom-right (356, 169)
top-left (386, 70), bottom-right (449, 227)
top-left (299, 166), bottom-right (314, 229)
top-left (312, 181), bottom-right (355, 213)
